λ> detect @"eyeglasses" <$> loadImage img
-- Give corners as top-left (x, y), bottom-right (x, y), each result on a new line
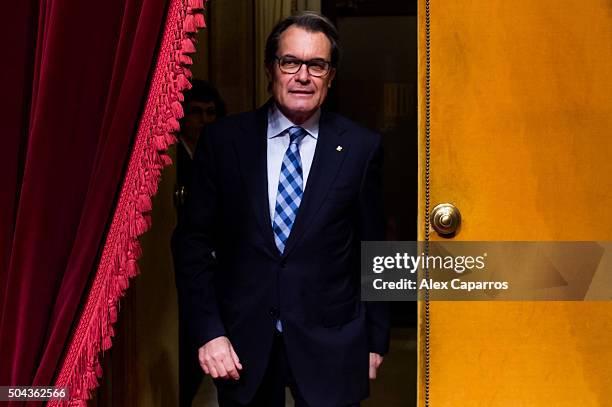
top-left (275, 55), bottom-right (332, 77)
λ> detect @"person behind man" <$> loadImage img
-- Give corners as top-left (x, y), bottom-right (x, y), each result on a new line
top-left (175, 80), bottom-right (226, 211)
top-left (174, 80), bottom-right (226, 406)
top-left (172, 12), bottom-right (390, 407)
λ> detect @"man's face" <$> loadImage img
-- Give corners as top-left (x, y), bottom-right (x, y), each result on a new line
top-left (267, 26), bottom-right (336, 124)
top-left (186, 101), bottom-right (217, 129)
top-left (182, 100), bottom-right (217, 142)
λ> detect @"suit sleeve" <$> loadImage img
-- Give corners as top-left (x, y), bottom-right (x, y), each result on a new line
top-left (171, 126), bottom-right (226, 348)
top-left (359, 136), bottom-right (391, 355)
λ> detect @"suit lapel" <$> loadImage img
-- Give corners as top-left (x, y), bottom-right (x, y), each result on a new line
top-left (282, 110), bottom-right (350, 258)
top-left (232, 101), bottom-right (279, 257)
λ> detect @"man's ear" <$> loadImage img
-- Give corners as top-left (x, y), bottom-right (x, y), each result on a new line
top-left (265, 64), bottom-right (276, 83)
top-left (327, 68), bottom-right (336, 88)
top-left (265, 64), bottom-right (274, 93)
top-left (265, 64), bottom-right (272, 81)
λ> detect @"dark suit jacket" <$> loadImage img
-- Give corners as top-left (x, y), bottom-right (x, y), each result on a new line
top-left (171, 101), bottom-right (390, 407)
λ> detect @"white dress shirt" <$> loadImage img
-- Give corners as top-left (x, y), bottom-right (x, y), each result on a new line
top-left (267, 104), bottom-right (320, 221)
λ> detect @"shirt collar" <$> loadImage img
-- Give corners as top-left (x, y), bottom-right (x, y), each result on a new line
top-left (179, 137), bottom-right (193, 159)
top-left (267, 103), bottom-right (320, 140)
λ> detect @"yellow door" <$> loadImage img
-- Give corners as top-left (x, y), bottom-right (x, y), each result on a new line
top-left (418, 1), bottom-right (612, 406)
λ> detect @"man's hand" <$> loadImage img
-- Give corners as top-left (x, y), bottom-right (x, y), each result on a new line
top-left (198, 336), bottom-right (243, 380)
top-left (369, 352), bottom-right (384, 379)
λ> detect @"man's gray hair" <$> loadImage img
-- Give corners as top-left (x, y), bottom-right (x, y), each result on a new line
top-left (264, 11), bottom-right (340, 68)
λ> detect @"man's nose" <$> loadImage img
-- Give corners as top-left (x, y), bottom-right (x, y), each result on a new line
top-left (295, 64), bottom-right (310, 83)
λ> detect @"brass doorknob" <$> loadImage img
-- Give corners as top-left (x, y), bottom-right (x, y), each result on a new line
top-left (431, 203), bottom-right (461, 237)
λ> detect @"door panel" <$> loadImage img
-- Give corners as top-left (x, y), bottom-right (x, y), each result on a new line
top-left (418, 1), bottom-right (612, 405)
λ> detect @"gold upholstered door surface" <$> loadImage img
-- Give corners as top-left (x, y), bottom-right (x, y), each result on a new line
top-left (417, 1), bottom-right (612, 406)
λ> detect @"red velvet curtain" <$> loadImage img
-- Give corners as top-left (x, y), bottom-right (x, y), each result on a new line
top-left (0, 0), bottom-right (204, 403)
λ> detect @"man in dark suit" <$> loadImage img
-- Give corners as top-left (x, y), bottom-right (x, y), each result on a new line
top-left (172, 12), bottom-right (390, 407)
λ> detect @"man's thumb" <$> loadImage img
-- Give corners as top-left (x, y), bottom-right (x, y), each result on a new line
top-left (230, 345), bottom-right (243, 370)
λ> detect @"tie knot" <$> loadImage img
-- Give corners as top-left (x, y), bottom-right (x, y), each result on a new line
top-left (288, 126), bottom-right (307, 144)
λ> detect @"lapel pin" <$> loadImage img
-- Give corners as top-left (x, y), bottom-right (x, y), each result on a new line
top-left (336, 145), bottom-right (343, 152)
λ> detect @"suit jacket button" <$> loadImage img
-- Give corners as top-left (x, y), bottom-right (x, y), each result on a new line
top-left (280, 260), bottom-right (287, 268)
top-left (269, 307), bottom-right (279, 317)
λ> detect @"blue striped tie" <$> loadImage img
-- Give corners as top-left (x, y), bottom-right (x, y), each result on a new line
top-left (272, 126), bottom-right (307, 332)
top-left (272, 126), bottom-right (307, 254)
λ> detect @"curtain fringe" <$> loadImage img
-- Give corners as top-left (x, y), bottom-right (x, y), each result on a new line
top-left (49, 0), bottom-right (206, 404)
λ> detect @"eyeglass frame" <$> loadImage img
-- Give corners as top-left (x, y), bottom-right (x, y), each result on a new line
top-left (274, 55), bottom-right (333, 78)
